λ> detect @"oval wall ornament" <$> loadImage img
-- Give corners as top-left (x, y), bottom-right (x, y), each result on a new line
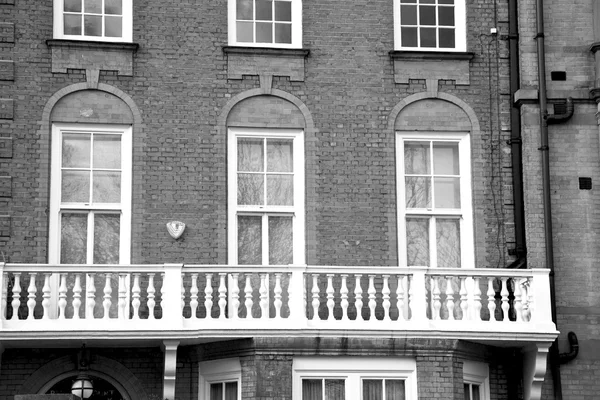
top-left (166, 221), bottom-right (186, 239)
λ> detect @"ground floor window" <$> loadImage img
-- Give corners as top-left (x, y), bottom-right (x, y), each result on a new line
top-left (199, 358), bottom-right (241, 400)
top-left (293, 357), bottom-right (417, 400)
top-left (463, 361), bottom-right (489, 400)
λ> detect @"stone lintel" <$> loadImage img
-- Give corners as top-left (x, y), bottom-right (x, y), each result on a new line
top-left (389, 51), bottom-right (473, 85)
top-left (223, 46), bottom-right (310, 81)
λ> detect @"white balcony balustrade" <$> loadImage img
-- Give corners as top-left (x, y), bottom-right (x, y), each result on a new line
top-left (0, 263), bottom-right (557, 343)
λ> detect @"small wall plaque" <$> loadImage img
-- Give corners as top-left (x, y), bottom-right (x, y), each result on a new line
top-left (166, 221), bottom-right (186, 239)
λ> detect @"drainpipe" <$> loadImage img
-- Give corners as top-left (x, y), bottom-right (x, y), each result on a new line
top-left (534, 0), bottom-right (575, 399)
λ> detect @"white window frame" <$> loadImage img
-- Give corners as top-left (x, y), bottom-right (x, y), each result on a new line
top-left (227, 0), bottom-right (302, 48)
top-left (53, 0), bottom-right (133, 42)
top-left (463, 361), bottom-right (490, 400)
top-left (396, 132), bottom-right (474, 268)
top-left (49, 123), bottom-right (132, 264)
top-left (227, 128), bottom-right (305, 265)
top-left (393, 0), bottom-right (466, 52)
top-left (199, 358), bottom-right (242, 400)
top-left (292, 357), bottom-right (418, 400)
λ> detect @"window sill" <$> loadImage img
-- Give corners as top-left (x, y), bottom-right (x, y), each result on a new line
top-left (46, 39), bottom-right (139, 76)
top-left (389, 50), bottom-right (474, 85)
top-left (223, 46), bottom-right (310, 82)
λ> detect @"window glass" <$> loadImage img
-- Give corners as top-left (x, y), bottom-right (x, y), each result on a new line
top-left (57, 0), bottom-right (129, 41)
top-left (233, 0), bottom-right (295, 45)
top-left (397, 0), bottom-right (462, 50)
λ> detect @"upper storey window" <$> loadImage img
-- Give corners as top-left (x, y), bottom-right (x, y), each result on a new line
top-left (53, 0), bottom-right (133, 42)
top-left (228, 0), bottom-right (302, 48)
top-left (394, 0), bottom-right (466, 51)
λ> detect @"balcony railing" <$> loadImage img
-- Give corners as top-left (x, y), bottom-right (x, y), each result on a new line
top-left (0, 263), bottom-right (557, 342)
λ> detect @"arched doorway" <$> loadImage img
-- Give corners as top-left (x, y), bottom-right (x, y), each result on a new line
top-left (41, 372), bottom-right (130, 400)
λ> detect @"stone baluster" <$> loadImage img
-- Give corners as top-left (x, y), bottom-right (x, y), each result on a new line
top-left (72, 274), bottom-right (82, 319)
top-left (432, 276), bottom-right (441, 320)
top-left (58, 274), bottom-right (67, 320)
top-left (27, 273), bottom-right (37, 321)
top-left (274, 273), bottom-right (282, 319)
top-left (459, 276), bottom-right (468, 320)
top-left (445, 276), bottom-right (455, 321)
top-left (487, 277), bottom-right (496, 321)
top-left (189, 273), bottom-right (199, 319)
top-left (132, 273), bottom-right (141, 319)
top-left (382, 275), bottom-right (391, 321)
top-left (355, 274), bottom-right (363, 321)
top-left (42, 273), bottom-right (51, 320)
top-left (396, 275), bottom-right (405, 322)
top-left (311, 274), bottom-right (320, 320)
top-left (118, 274), bottom-right (127, 320)
top-left (1, 272), bottom-right (8, 320)
top-left (259, 273), bottom-right (268, 319)
top-left (514, 278), bottom-right (523, 322)
top-left (103, 273), bottom-right (112, 319)
top-left (181, 278), bottom-right (185, 315)
top-left (11, 273), bottom-right (21, 320)
top-left (473, 276), bottom-right (482, 321)
top-left (326, 274), bottom-right (335, 321)
top-left (368, 275), bottom-right (376, 321)
top-left (86, 273), bottom-right (96, 319)
top-left (218, 273), bottom-right (227, 319)
top-left (147, 273), bottom-right (156, 320)
top-left (340, 274), bottom-right (349, 321)
top-left (244, 274), bottom-right (253, 319)
top-left (500, 277), bottom-right (510, 322)
top-left (231, 273), bottom-right (240, 319)
top-left (204, 273), bottom-right (213, 319)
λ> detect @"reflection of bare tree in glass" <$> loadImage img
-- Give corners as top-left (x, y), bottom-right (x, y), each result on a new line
top-left (268, 216), bottom-right (293, 264)
top-left (436, 219), bottom-right (460, 268)
top-left (94, 214), bottom-right (120, 264)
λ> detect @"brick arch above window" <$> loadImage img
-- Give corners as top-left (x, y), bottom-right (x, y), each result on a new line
top-left (50, 90), bottom-right (134, 124)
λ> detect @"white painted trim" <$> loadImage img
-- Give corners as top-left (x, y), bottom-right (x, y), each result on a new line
top-left (227, 128), bottom-right (305, 265)
top-left (49, 123), bottom-right (132, 264)
top-left (53, 0), bottom-right (133, 42)
top-left (292, 357), bottom-right (418, 400)
top-left (228, 0), bottom-right (302, 48)
top-left (463, 361), bottom-right (490, 400)
top-left (396, 132), bottom-right (474, 268)
top-left (198, 358), bottom-right (242, 400)
top-left (393, 0), bottom-right (466, 52)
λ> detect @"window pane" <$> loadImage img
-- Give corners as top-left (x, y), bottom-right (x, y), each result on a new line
top-left (93, 171), bottom-right (121, 203)
top-left (105, 0), bottom-right (122, 14)
top-left (275, 1), bottom-right (291, 21)
top-left (63, 133), bottom-right (91, 168)
top-left (401, 27), bottom-right (418, 47)
top-left (302, 380), bottom-right (322, 400)
top-left (93, 214), bottom-right (120, 264)
top-left (84, 15), bottom-right (102, 36)
top-left (62, 170), bottom-right (90, 203)
top-left (238, 174), bottom-right (264, 205)
top-left (437, 218), bottom-right (460, 268)
top-left (325, 379), bottom-right (345, 400)
top-left (64, 14), bottom-right (83, 35)
top-left (105, 16), bottom-right (122, 37)
top-left (267, 139), bottom-right (293, 172)
top-left (385, 380), bottom-right (406, 400)
top-left (438, 6), bottom-right (455, 26)
top-left (404, 142), bottom-right (430, 174)
top-left (64, 0), bottom-right (82, 12)
top-left (61, 213), bottom-right (88, 264)
top-left (256, 22), bottom-right (273, 43)
top-left (363, 379), bottom-right (383, 400)
top-left (269, 216), bottom-right (293, 265)
top-left (275, 23), bottom-right (292, 44)
top-left (256, 0), bottom-right (273, 20)
top-left (400, 5), bottom-right (417, 25)
top-left (238, 138), bottom-right (264, 172)
top-left (439, 28), bottom-right (455, 48)
top-left (237, 0), bottom-right (253, 20)
top-left (267, 175), bottom-right (293, 205)
top-left (405, 177), bottom-right (430, 208)
top-left (237, 21), bottom-right (254, 42)
top-left (434, 177), bottom-right (460, 208)
top-left (419, 5), bottom-right (436, 25)
top-left (421, 0), bottom-right (435, 3)
top-left (406, 218), bottom-right (429, 266)
top-left (238, 216), bottom-right (262, 264)
top-left (433, 142), bottom-right (459, 175)
top-left (93, 135), bottom-right (121, 169)
top-left (84, 0), bottom-right (101, 13)
top-left (420, 27), bottom-right (436, 47)
top-left (210, 383), bottom-right (223, 400)
top-left (472, 385), bottom-right (480, 400)
top-left (439, 0), bottom-right (454, 4)
top-left (225, 382), bottom-right (238, 400)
